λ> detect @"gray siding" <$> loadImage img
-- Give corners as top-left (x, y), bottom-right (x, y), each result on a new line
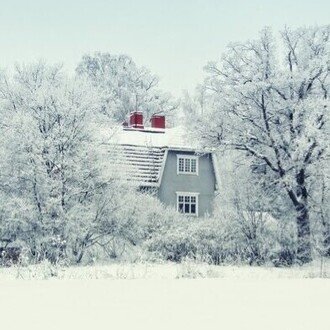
top-left (158, 150), bottom-right (216, 216)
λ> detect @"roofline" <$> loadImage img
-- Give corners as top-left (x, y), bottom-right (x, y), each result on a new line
top-left (117, 143), bottom-right (213, 154)
top-left (123, 127), bottom-right (166, 134)
top-left (167, 147), bottom-right (214, 153)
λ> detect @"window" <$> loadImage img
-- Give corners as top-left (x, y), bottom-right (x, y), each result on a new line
top-left (177, 192), bottom-right (199, 216)
top-left (177, 155), bottom-right (198, 175)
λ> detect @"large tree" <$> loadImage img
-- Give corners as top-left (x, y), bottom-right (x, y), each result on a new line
top-left (76, 53), bottom-right (178, 124)
top-left (193, 26), bottom-right (329, 263)
top-left (0, 62), bottom-right (169, 264)
top-left (0, 62), bottom-right (103, 259)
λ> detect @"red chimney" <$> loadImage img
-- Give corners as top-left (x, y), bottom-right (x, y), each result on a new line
top-left (150, 115), bottom-right (165, 129)
top-left (129, 111), bottom-right (144, 129)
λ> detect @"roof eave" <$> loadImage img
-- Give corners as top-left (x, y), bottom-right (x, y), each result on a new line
top-left (167, 146), bottom-right (214, 153)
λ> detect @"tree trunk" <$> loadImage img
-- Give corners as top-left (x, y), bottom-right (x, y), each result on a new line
top-left (322, 222), bottom-right (330, 257)
top-left (320, 177), bottom-right (330, 257)
top-left (287, 169), bottom-right (312, 264)
top-left (296, 203), bottom-right (312, 263)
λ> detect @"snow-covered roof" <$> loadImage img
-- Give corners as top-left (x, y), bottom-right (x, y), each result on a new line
top-left (112, 144), bottom-right (165, 186)
top-left (114, 126), bottom-right (198, 151)
top-left (105, 125), bottom-right (216, 187)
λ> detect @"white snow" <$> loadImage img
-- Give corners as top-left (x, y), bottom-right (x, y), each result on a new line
top-left (0, 276), bottom-right (329, 330)
top-left (112, 125), bottom-right (200, 150)
top-left (1, 263), bottom-right (329, 329)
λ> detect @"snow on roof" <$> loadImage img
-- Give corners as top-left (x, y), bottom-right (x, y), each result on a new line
top-left (100, 125), bottom-right (214, 187)
top-left (103, 126), bottom-right (195, 186)
top-left (113, 145), bottom-right (166, 186)
top-left (114, 125), bottom-right (199, 151)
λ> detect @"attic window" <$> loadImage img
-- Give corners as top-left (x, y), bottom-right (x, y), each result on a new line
top-left (176, 192), bottom-right (199, 216)
top-left (177, 155), bottom-right (198, 175)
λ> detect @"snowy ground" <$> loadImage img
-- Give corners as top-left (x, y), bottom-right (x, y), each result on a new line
top-left (0, 259), bottom-right (329, 280)
top-left (1, 277), bottom-right (329, 330)
top-left (1, 262), bottom-right (329, 330)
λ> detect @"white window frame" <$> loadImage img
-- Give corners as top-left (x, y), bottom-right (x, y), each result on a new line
top-left (176, 155), bottom-right (199, 175)
top-left (176, 192), bottom-right (199, 216)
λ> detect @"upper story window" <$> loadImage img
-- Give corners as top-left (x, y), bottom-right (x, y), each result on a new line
top-left (177, 155), bottom-right (198, 175)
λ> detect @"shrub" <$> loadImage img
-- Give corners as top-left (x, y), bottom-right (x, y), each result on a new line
top-left (146, 211), bottom-right (294, 266)
top-left (146, 217), bottom-right (239, 264)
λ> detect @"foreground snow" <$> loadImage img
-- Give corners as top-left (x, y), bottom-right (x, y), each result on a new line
top-left (0, 276), bottom-right (329, 330)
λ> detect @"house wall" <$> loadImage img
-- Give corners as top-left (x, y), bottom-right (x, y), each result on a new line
top-left (158, 150), bottom-right (217, 216)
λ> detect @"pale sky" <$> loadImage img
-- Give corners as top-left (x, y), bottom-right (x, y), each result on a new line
top-left (0, 0), bottom-right (329, 96)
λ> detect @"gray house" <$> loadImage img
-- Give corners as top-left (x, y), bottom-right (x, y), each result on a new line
top-left (113, 111), bottom-right (219, 217)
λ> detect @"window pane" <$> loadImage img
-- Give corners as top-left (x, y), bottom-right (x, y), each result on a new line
top-left (191, 204), bottom-right (196, 214)
top-left (178, 196), bottom-right (183, 202)
top-left (191, 159), bottom-right (196, 173)
top-left (184, 159), bottom-right (191, 172)
top-left (185, 196), bottom-right (190, 203)
top-left (191, 196), bottom-right (196, 203)
top-left (179, 203), bottom-right (184, 212)
top-left (184, 203), bottom-right (190, 213)
top-left (178, 158), bottom-right (184, 172)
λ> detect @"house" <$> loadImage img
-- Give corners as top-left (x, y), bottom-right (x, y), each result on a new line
top-left (112, 111), bottom-right (220, 217)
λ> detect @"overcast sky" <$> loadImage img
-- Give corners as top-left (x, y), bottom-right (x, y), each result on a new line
top-left (0, 0), bottom-right (329, 96)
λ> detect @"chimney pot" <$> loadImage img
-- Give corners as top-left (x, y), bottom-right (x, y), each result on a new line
top-left (129, 111), bottom-right (144, 129)
top-left (150, 115), bottom-right (165, 129)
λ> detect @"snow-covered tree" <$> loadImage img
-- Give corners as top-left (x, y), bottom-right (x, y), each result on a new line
top-left (76, 53), bottom-right (178, 124)
top-left (0, 62), bottom-right (117, 262)
top-left (191, 26), bottom-right (329, 263)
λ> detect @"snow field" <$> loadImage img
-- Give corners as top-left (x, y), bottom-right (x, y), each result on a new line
top-left (0, 277), bottom-right (329, 330)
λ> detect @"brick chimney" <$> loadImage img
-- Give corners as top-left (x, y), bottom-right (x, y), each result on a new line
top-left (129, 111), bottom-right (144, 129)
top-left (150, 114), bottom-right (165, 129)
